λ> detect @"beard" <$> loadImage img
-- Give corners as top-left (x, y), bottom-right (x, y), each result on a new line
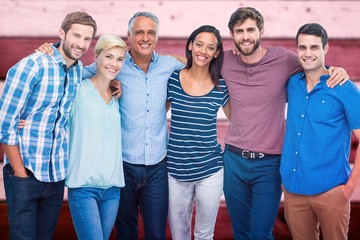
top-left (234, 38), bottom-right (261, 56)
top-left (61, 38), bottom-right (86, 61)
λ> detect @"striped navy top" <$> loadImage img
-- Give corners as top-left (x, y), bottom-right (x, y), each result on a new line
top-left (167, 70), bottom-right (230, 182)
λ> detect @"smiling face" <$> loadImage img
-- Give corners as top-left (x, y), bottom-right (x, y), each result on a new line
top-left (231, 18), bottom-right (263, 56)
top-left (96, 46), bottom-right (126, 80)
top-left (188, 32), bottom-right (219, 68)
top-left (127, 16), bottom-right (158, 59)
top-left (297, 33), bottom-right (328, 73)
top-left (59, 23), bottom-right (94, 66)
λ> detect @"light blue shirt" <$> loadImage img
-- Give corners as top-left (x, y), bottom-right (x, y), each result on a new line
top-left (83, 51), bottom-right (184, 165)
top-left (281, 72), bottom-right (360, 195)
top-left (0, 46), bottom-right (82, 182)
top-left (66, 79), bottom-right (124, 188)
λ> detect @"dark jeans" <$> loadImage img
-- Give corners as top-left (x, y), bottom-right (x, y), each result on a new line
top-left (3, 164), bottom-right (65, 240)
top-left (115, 159), bottom-right (168, 240)
top-left (223, 146), bottom-right (282, 240)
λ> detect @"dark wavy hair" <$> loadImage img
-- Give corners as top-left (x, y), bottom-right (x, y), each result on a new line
top-left (185, 25), bottom-right (224, 86)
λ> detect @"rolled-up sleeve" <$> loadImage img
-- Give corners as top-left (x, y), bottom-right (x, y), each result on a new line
top-left (0, 58), bottom-right (38, 145)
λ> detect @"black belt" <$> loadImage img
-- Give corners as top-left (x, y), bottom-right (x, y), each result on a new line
top-left (228, 145), bottom-right (268, 159)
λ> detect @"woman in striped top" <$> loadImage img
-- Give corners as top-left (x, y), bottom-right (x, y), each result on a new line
top-left (166, 25), bottom-right (231, 240)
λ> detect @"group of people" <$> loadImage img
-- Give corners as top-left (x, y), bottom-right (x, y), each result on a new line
top-left (0, 6), bottom-right (359, 240)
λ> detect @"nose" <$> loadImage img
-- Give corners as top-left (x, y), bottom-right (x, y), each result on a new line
top-left (111, 58), bottom-right (118, 67)
top-left (142, 33), bottom-right (149, 42)
top-left (304, 48), bottom-right (312, 57)
top-left (199, 45), bottom-right (206, 54)
top-left (77, 38), bottom-right (86, 49)
top-left (243, 31), bottom-right (250, 39)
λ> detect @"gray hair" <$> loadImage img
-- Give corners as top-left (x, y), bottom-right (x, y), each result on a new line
top-left (128, 11), bottom-right (159, 35)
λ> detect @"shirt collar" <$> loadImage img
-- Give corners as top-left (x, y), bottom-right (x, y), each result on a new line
top-left (51, 44), bottom-right (79, 70)
top-left (126, 51), bottom-right (158, 64)
top-left (299, 71), bottom-right (330, 83)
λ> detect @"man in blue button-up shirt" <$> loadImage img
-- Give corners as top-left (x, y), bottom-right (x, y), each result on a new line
top-left (0, 12), bottom-right (97, 240)
top-left (281, 23), bottom-right (360, 240)
top-left (84, 12), bottom-right (184, 239)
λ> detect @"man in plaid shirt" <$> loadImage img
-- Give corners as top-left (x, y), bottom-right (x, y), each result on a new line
top-left (0, 12), bottom-right (97, 240)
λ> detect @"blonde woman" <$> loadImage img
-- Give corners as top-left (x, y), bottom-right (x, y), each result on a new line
top-left (66, 34), bottom-right (126, 240)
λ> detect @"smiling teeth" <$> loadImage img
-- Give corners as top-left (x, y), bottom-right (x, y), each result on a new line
top-left (74, 49), bottom-right (83, 53)
top-left (106, 67), bottom-right (117, 73)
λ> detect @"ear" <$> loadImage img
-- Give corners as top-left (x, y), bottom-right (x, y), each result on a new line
top-left (188, 41), bottom-right (193, 51)
top-left (324, 43), bottom-right (329, 54)
top-left (127, 31), bottom-right (131, 42)
top-left (59, 29), bottom-right (65, 41)
top-left (230, 31), bottom-right (234, 39)
top-left (260, 28), bottom-right (265, 37)
top-left (214, 49), bottom-right (220, 59)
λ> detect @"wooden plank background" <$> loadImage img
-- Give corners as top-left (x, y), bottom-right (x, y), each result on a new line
top-left (1, 37), bottom-right (360, 81)
top-left (0, 0), bottom-right (359, 80)
top-left (0, 0), bottom-right (359, 38)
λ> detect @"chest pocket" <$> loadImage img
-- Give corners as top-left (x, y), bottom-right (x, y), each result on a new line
top-left (307, 96), bottom-right (341, 123)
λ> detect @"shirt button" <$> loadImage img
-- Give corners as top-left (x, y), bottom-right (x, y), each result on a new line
top-left (293, 169), bottom-right (296, 172)
top-left (295, 151), bottom-right (298, 154)
top-left (298, 133), bottom-right (301, 135)
top-left (301, 114), bottom-right (304, 118)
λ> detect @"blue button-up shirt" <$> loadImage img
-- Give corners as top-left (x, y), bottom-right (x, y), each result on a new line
top-left (83, 51), bottom-right (184, 165)
top-left (0, 46), bottom-right (82, 182)
top-left (281, 72), bottom-right (360, 195)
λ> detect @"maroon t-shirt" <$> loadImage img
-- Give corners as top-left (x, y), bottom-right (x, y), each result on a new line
top-left (221, 46), bottom-right (301, 154)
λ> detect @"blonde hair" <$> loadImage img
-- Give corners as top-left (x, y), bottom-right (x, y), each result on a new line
top-left (94, 34), bottom-right (127, 56)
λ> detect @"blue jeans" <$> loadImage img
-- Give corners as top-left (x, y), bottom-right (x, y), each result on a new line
top-left (223, 146), bottom-right (282, 240)
top-left (68, 186), bottom-right (120, 240)
top-left (3, 163), bottom-right (65, 240)
top-left (115, 159), bottom-right (168, 240)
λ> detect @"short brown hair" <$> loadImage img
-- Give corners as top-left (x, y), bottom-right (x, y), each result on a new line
top-left (61, 11), bottom-right (97, 38)
top-left (228, 7), bottom-right (264, 33)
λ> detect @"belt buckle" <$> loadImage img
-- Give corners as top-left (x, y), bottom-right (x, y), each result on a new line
top-left (241, 150), bottom-right (250, 159)
top-left (242, 150), bottom-right (265, 159)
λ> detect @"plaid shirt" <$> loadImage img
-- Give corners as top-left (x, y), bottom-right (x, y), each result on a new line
top-left (0, 46), bottom-right (82, 182)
